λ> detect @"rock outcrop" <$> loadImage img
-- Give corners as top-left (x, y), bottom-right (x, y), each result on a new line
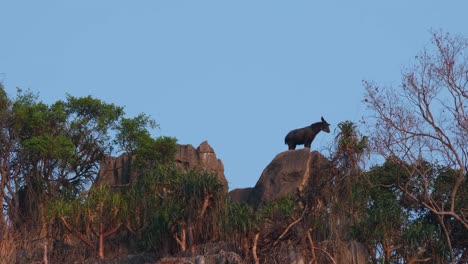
top-left (176, 141), bottom-right (228, 190)
top-left (157, 242), bottom-right (243, 264)
top-left (95, 153), bottom-right (135, 187)
top-left (229, 149), bottom-right (332, 206)
top-left (156, 251), bottom-right (243, 264)
top-left (319, 240), bottom-right (369, 264)
top-left (95, 141), bottom-right (228, 190)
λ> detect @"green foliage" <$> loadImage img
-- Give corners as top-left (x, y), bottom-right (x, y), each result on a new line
top-left (433, 166), bottom-right (467, 209)
top-left (65, 94), bottom-right (124, 130)
top-left (48, 197), bottom-right (83, 220)
top-left (13, 97), bottom-right (51, 139)
top-left (403, 219), bottom-right (436, 247)
top-left (224, 202), bottom-right (256, 236)
top-left (0, 86), bottom-right (176, 237)
top-left (348, 159), bottom-right (459, 263)
top-left (334, 120), bottom-right (369, 171)
top-left (87, 185), bottom-right (129, 222)
top-left (173, 170), bottom-right (224, 203)
top-left (125, 165), bottom-right (180, 238)
top-left (165, 169), bottom-right (226, 237)
top-left (114, 113), bottom-right (157, 154)
top-left (23, 134), bottom-right (75, 161)
top-left (49, 185), bottom-right (128, 227)
top-left (114, 113), bottom-right (178, 172)
top-left (257, 195), bottom-right (298, 223)
top-left (48, 185), bottom-right (129, 260)
top-left (127, 164), bottom-right (227, 252)
top-left (350, 183), bottom-right (404, 244)
top-left (0, 83), bottom-right (10, 112)
top-left (134, 136), bottom-right (178, 170)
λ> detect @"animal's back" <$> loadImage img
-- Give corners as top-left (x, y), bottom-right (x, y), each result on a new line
top-left (285, 127), bottom-right (306, 143)
top-left (284, 128), bottom-right (296, 142)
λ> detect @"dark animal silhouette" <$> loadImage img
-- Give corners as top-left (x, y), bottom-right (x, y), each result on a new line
top-left (285, 117), bottom-right (330, 150)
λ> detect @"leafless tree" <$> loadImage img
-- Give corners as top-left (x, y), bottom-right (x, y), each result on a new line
top-left (364, 31), bottom-right (467, 261)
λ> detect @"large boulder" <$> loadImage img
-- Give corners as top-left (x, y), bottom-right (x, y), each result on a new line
top-left (95, 141), bottom-right (228, 190)
top-left (228, 187), bottom-right (253, 203)
top-left (229, 149), bottom-right (332, 206)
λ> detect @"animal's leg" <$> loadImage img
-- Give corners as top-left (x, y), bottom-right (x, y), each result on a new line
top-left (304, 141), bottom-right (311, 149)
top-left (288, 144), bottom-right (296, 150)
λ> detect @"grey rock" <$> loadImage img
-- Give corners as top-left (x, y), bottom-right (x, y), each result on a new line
top-left (176, 141), bottom-right (228, 190)
top-left (229, 149), bottom-right (332, 206)
top-left (228, 188), bottom-right (253, 204)
top-left (95, 141), bottom-right (228, 190)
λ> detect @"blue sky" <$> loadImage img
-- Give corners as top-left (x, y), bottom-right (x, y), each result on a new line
top-left (1, 1), bottom-right (467, 190)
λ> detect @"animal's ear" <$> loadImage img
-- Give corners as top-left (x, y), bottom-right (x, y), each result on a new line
top-left (321, 116), bottom-right (325, 122)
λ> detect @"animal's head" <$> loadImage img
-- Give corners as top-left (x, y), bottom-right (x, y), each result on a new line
top-left (321, 116), bottom-right (330, 133)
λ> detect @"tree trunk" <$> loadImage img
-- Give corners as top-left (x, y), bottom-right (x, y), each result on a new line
top-left (406, 241), bottom-right (431, 264)
top-left (438, 215), bottom-right (455, 264)
top-left (39, 201), bottom-right (49, 264)
top-left (252, 232), bottom-right (259, 264)
top-left (307, 230), bottom-right (317, 264)
top-left (174, 227), bottom-right (187, 252)
top-left (60, 217), bottom-right (94, 248)
top-left (0, 189), bottom-right (5, 242)
top-left (99, 221), bottom-right (105, 259)
top-left (43, 242), bottom-right (49, 264)
top-left (382, 242), bottom-right (400, 263)
top-left (242, 236), bottom-right (250, 260)
top-left (188, 225), bottom-right (195, 255)
top-left (0, 165), bottom-right (8, 241)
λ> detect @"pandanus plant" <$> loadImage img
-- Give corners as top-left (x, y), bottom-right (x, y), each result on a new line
top-left (49, 185), bottom-right (128, 260)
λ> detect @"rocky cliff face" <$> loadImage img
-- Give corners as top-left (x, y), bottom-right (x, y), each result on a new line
top-left (95, 141), bottom-right (228, 190)
top-left (229, 149), bottom-right (332, 206)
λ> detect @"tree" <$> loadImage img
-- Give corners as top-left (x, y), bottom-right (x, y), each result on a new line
top-left (364, 31), bottom-right (468, 262)
top-left (330, 121), bottom-right (369, 234)
top-left (49, 185), bottom-right (128, 260)
top-left (223, 201), bottom-right (257, 261)
top-left (124, 164), bottom-right (178, 254)
top-left (0, 87), bottom-right (175, 262)
top-left (125, 163), bottom-right (226, 256)
top-left (114, 113), bottom-right (157, 156)
top-left (334, 121), bottom-right (369, 174)
top-left (4, 91), bottom-right (125, 225)
top-left (325, 121), bottom-right (369, 263)
top-left (168, 169), bottom-right (226, 254)
top-left (352, 160), bottom-right (452, 263)
top-left (223, 196), bottom-right (301, 264)
top-left (0, 83), bottom-right (14, 237)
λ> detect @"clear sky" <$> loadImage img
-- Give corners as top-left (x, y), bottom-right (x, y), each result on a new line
top-left (1, 1), bottom-right (467, 190)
